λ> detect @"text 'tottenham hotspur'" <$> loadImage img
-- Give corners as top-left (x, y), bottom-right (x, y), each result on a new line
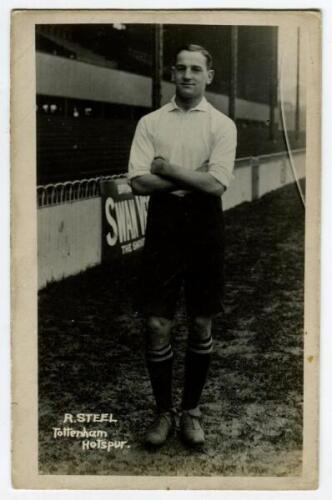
top-left (52, 413), bottom-right (130, 451)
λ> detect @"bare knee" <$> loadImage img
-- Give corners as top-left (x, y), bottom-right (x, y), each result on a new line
top-left (190, 316), bottom-right (212, 341)
top-left (146, 316), bottom-right (172, 349)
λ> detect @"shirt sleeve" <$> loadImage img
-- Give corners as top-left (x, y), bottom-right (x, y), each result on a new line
top-left (128, 117), bottom-right (155, 180)
top-left (208, 118), bottom-right (237, 189)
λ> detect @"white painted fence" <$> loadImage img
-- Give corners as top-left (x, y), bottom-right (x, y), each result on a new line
top-left (38, 198), bottom-right (102, 288)
top-left (37, 149), bottom-right (305, 289)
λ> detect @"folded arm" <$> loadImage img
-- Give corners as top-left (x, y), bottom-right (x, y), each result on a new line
top-left (130, 159), bottom-right (215, 196)
top-left (150, 158), bottom-right (226, 197)
top-left (130, 174), bottom-right (181, 196)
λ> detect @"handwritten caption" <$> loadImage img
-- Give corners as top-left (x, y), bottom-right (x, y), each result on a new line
top-left (52, 413), bottom-right (130, 452)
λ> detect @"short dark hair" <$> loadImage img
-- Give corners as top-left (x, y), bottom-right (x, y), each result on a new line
top-left (174, 44), bottom-right (213, 70)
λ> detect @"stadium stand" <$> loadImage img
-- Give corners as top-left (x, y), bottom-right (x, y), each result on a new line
top-left (36, 24), bottom-right (305, 184)
top-left (37, 111), bottom-right (304, 183)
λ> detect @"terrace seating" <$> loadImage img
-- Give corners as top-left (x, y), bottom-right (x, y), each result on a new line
top-left (37, 114), bottom-right (305, 185)
top-left (37, 115), bottom-right (136, 183)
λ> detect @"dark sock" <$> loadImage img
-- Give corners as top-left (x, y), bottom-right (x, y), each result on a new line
top-left (146, 344), bottom-right (174, 412)
top-left (182, 335), bottom-right (213, 411)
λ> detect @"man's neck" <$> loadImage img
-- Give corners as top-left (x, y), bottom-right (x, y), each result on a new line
top-left (175, 95), bottom-right (204, 111)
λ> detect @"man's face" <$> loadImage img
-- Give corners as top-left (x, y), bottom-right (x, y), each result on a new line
top-left (172, 50), bottom-right (214, 101)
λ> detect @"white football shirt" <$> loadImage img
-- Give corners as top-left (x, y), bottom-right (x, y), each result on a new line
top-left (128, 96), bottom-right (237, 190)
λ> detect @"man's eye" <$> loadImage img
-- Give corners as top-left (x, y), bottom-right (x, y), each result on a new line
top-left (175, 66), bottom-right (202, 72)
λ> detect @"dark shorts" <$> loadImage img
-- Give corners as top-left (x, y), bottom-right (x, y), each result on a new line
top-left (140, 192), bottom-right (225, 319)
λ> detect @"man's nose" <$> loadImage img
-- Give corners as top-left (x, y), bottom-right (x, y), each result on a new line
top-left (183, 68), bottom-right (192, 79)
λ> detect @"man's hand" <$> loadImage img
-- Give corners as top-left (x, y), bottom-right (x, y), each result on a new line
top-left (151, 157), bottom-right (169, 176)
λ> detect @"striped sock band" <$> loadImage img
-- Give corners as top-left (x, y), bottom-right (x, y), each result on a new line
top-left (188, 335), bottom-right (213, 355)
top-left (146, 343), bottom-right (174, 363)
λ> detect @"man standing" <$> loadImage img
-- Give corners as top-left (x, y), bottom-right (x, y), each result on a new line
top-left (128, 44), bottom-right (237, 447)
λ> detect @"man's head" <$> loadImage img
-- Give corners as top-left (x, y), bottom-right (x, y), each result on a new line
top-left (172, 44), bottom-right (214, 104)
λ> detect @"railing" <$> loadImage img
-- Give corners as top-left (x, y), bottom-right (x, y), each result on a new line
top-left (37, 174), bottom-right (126, 207)
top-left (36, 149), bottom-right (305, 208)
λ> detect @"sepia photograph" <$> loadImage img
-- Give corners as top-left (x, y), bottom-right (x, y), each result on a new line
top-left (11, 9), bottom-right (320, 490)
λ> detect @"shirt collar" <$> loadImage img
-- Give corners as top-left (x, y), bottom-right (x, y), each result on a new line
top-left (168, 95), bottom-right (209, 112)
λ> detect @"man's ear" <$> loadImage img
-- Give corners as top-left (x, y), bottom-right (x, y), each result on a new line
top-left (207, 69), bottom-right (215, 86)
top-left (171, 66), bottom-right (176, 82)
